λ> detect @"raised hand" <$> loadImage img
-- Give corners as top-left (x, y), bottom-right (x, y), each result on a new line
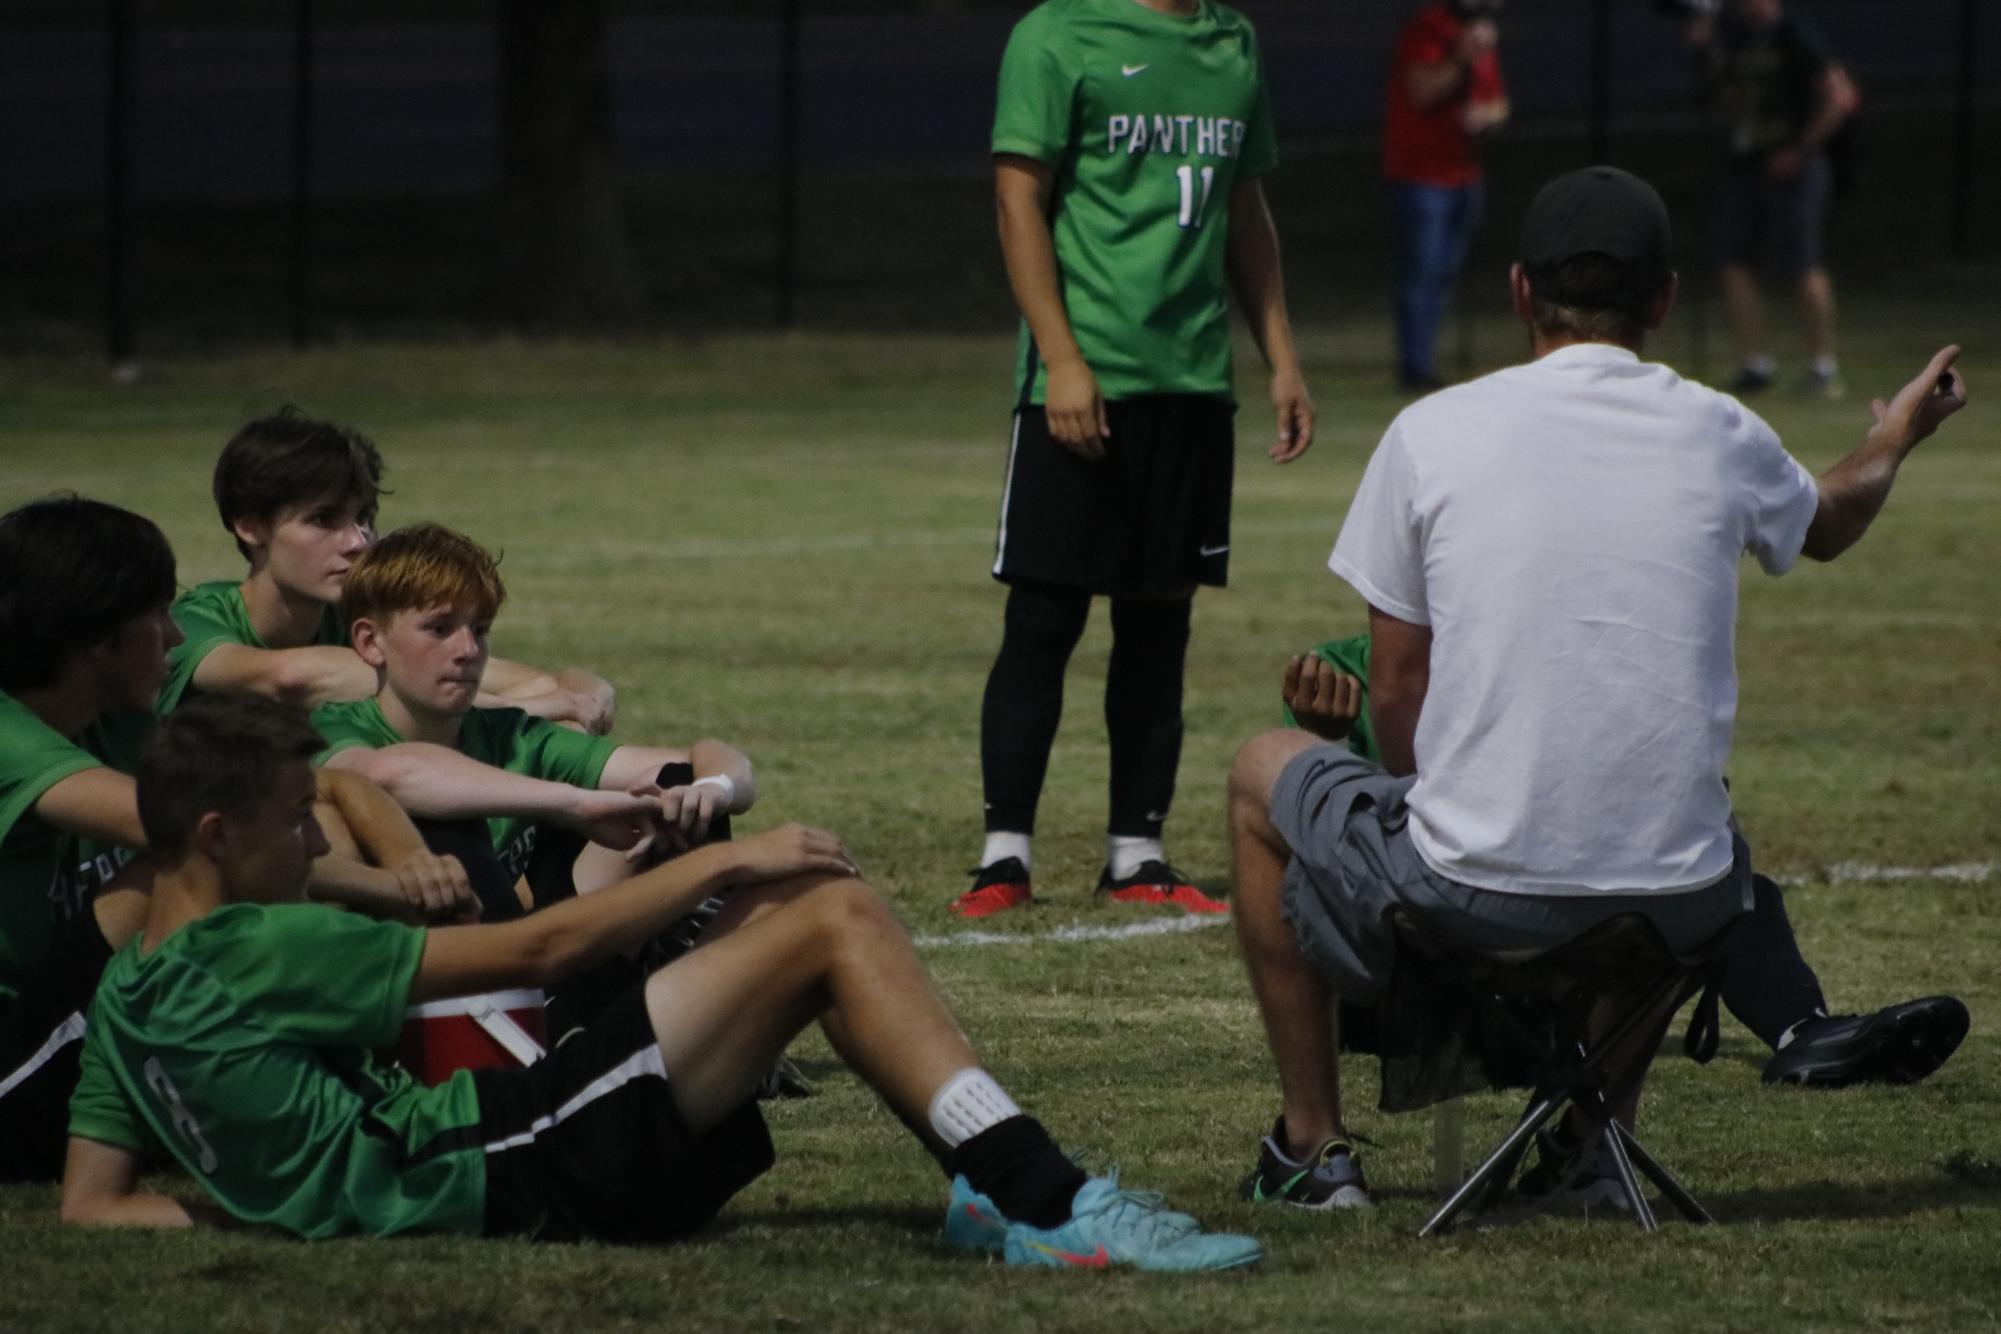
top-left (1870, 345), bottom-right (1967, 454)
top-left (1283, 653), bottom-right (1363, 742)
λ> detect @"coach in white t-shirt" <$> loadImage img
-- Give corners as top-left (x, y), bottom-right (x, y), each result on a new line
top-left (1227, 166), bottom-right (1968, 1211)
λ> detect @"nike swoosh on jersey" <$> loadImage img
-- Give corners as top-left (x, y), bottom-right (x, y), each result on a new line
top-left (1199, 543), bottom-right (1230, 556)
top-left (1121, 63), bottom-right (1148, 77)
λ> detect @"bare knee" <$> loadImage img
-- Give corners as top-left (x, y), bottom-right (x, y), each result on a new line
top-left (1229, 729), bottom-right (1315, 827)
top-left (798, 876), bottom-right (901, 946)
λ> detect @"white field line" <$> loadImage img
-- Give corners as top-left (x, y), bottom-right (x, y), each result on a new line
top-left (912, 914), bottom-right (1229, 949)
top-left (910, 862), bottom-right (1995, 949)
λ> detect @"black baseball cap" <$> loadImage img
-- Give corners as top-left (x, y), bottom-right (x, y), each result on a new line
top-left (1518, 166), bottom-right (1673, 311)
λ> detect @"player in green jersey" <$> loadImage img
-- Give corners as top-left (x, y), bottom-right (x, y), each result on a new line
top-left (162, 408), bottom-right (614, 733)
top-left (0, 497), bottom-right (468, 1184)
top-left (1278, 635), bottom-right (1968, 1098)
top-left (312, 523), bottom-right (755, 922)
top-left (963, 0), bottom-right (1316, 917)
top-left (62, 692), bottom-right (1262, 1270)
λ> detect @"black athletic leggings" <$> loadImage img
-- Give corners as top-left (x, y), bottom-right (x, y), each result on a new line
top-left (980, 579), bottom-right (1191, 839)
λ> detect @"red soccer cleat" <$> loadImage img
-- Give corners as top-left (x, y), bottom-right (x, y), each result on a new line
top-left (951, 858), bottom-right (1033, 918)
top-left (1097, 861), bottom-right (1229, 915)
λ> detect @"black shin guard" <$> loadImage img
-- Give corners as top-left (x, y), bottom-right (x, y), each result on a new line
top-left (948, 1115), bottom-right (1088, 1230)
top-left (1717, 873), bottom-right (1831, 1050)
top-left (1105, 593), bottom-right (1191, 838)
top-left (980, 581), bottom-right (1092, 834)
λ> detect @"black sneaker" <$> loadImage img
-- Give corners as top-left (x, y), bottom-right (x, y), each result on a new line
top-left (1729, 365), bottom-right (1775, 395)
top-left (1513, 1127), bottom-right (1633, 1216)
top-left (1240, 1118), bottom-right (1370, 1209)
top-left (756, 1055), bottom-right (816, 1101)
top-left (1761, 996), bottom-right (1970, 1088)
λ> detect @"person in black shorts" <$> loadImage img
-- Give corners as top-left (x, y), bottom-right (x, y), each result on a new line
top-left (961, 0), bottom-right (1316, 917)
top-left (1689, 0), bottom-right (1859, 398)
top-left (61, 693), bottom-right (1262, 1271)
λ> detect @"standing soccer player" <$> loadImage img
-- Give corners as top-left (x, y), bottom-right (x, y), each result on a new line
top-left (1688, 0), bottom-right (1859, 399)
top-left (961, 0), bottom-right (1314, 918)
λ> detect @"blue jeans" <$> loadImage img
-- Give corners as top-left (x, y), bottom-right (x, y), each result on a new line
top-left (1391, 179), bottom-right (1485, 383)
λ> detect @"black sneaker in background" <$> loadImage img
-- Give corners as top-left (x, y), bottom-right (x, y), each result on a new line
top-left (1729, 365), bottom-right (1776, 395)
top-left (1512, 1127), bottom-right (1633, 1216)
top-left (1762, 996), bottom-right (1970, 1088)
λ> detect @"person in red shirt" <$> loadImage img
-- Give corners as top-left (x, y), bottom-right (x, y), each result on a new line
top-left (1383, 0), bottom-right (1510, 392)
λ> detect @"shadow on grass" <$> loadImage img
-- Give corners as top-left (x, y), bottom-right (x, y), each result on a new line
top-left (711, 1203), bottom-right (942, 1239)
top-left (1706, 1174), bottom-right (2001, 1225)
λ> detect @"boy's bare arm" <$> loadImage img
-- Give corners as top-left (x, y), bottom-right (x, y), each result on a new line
top-left (1802, 346), bottom-right (1967, 561)
top-left (32, 767), bottom-right (147, 851)
top-left (410, 823), bottom-right (857, 1001)
top-left (325, 742), bottom-right (659, 848)
top-left (192, 642), bottom-right (378, 709)
top-left (478, 658), bottom-right (616, 735)
top-left (305, 768), bottom-right (478, 923)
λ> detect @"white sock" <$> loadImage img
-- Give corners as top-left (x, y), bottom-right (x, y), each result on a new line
top-left (1745, 354), bottom-right (1776, 376)
top-left (1812, 354), bottom-right (1839, 378)
top-left (1107, 835), bottom-right (1163, 880)
top-left (927, 1068), bottom-right (1023, 1148)
top-left (980, 831), bottom-right (1031, 872)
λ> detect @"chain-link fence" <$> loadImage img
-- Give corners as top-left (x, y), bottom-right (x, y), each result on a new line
top-left (3, 0), bottom-right (1994, 357)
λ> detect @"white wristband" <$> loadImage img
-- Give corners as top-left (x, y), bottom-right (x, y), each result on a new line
top-left (690, 773), bottom-right (736, 807)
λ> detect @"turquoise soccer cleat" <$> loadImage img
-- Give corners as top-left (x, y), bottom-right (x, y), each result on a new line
top-left (943, 1174), bottom-right (1009, 1256)
top-left (1000, 1174), bottom-right (1263, 1273)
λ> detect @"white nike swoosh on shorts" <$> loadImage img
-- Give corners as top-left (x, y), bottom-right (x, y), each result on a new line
top-left (1199, 543), bottom-right (1230, 557)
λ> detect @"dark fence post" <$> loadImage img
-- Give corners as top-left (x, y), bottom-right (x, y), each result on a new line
top-left (1588, 0), bottom-right (1611, 163)
top-left (291, 0), bottom-right (316, 348)
top-left (776, 0), bottom-right (801, 327)
top-left (1951, 0), bottom-right (1978, 257)
top-left (106, 0), bottom-right (137, 373)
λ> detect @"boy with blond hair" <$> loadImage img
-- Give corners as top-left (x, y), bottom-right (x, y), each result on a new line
top-left (313, 524), bottom-right (750, 923)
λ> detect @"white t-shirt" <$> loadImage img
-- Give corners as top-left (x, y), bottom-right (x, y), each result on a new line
top-left (1330, 343), bottom-right (1819, 896)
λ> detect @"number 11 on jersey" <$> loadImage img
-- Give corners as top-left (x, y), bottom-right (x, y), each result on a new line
top-left (1176, 164), bottom-right (1216, 229)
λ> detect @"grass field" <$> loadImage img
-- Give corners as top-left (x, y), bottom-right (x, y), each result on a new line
top-left (0, 301), bottom-right (1997, 1330)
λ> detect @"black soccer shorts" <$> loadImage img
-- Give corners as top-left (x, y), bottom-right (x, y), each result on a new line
top-left (992, 393), bottom-right (1236, 598)
top-left (477, 984), bottom-right (774, 1243)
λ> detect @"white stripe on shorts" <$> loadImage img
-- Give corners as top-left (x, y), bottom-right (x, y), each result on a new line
top-left (992, 411), bottom-right (1024, 577)
top-left (0, 1011), bottom-right (87, 1101)
top-left (481, 1042), bottom-right (666, 1155)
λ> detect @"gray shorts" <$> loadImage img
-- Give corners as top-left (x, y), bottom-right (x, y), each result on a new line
top-left (1714, 152), bottom-right (1831, 277)
top-left (1272, 744), bottom-right (1753, 1005)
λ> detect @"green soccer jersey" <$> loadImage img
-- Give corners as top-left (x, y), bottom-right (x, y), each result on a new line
top-left (69, 903), bottom-right (486, 1238)
top-left (0, 692), bottom-right (150, 998)
top-left (312, 698), bottom-right (619, 882)
top-left (1281, 633), bottom-right (1378, 765)
top-left (160, 580), bottom-right (347, 714)
top-left (994, 0), bottom-right (1278, 405)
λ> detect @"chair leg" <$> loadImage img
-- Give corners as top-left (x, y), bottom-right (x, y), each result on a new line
top-left (1597, 1117), bottom-right (1659, 1232)
top-left (1612, 1122), bottom-right (1711, 1224)
top-left (1419, 1089), bottom-right (1570, 1237)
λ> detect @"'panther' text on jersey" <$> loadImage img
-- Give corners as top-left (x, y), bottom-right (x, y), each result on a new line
top-left (1107, 115), bottom-right (1248, 159)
